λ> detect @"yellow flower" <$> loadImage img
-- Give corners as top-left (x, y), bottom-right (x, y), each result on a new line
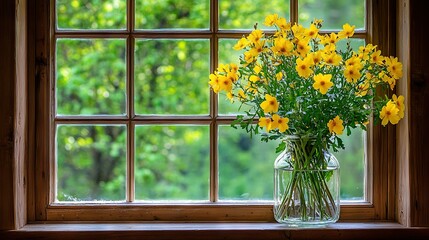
top-left (321, 32), bottom-right (339, 46)
top-left (356, 81), bottom-right (370, 97)
top-left (264, 13), bottom-right (279, 26)
top-left (249, 75), bottom-right (260, 82)
top-left (272, 37), bottom-right (293, 56)
top-left (226, 71), bottom-right (239, 83)
top-left (309, 51), bottom-right (323, 65)
top-left (208, 73), bottom-right (220, 93)
top-left (237, 89), bottom-right (247, 101)
top-left (230, 63), bottom-right (239, 72)
top-left (217, 63), bottom-right (230, 73)
top-left (295, 38), bottom-right (311, 58)
top-left (275, 17), bottom-right (291, 31)
top-left (338, 23), bottom-right (355, 39)
top-left (276, 72), bottom-right (283, 81)
top-left (392, 94), bottom-right (405, 118)
top-left (345, 55), bottom-right (363, 70)
top-left (380, 72), bottom-right (396, 90)
top-left (295, 57), bottom-right (314, 78)
top-left (247, 29), bottom-right (264, 44)
top-left (322, 51), bottom-right (342, 66)
top-left (344, 65), bottom-right (362, 83)
top-left (306, 24), bottom-right (319, 38)
top-left (260, 94), bottom-right (279, 113)
top-left (327, 116), bottom-right (344, 135)
top-left (292, 23), bottom-right (306, 39)
top-left (386, 56), bottom-right (403, 79)
top-left (226, 91), bottom-right (234, 103)
top-left (313, 73), bottom-right (333, 94)
top-left (258, 117), bottom-right (273, 132)
top-left (272, 114), bottom-right (289, 133)
top-left (253, 64), bottom-right (262, 74)
top-left (380, 101), bottom-right (400, 126)
top-left (218, 75), bottom-right (233, 92)
top-left (244, 51), bottom-right (256, 63)
top-left (370, 50), bottom-right (384, 65)
top-left (248, 40), bottom-right (265, 58)
top-left (312, 18), bottom-right (323, 26)
top-left (233, 37), bottom-right (249, 50)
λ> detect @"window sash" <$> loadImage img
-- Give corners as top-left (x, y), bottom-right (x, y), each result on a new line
top-left (31, 0), bottom-right (395, 221)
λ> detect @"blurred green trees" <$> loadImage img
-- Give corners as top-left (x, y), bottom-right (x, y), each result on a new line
top-left (55, 0), bottom-right (365, 202)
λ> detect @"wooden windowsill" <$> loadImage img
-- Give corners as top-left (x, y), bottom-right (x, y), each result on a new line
top-left (2, 222), bottom-right (429, 240)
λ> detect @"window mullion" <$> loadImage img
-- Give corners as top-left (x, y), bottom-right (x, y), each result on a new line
top-left (126, 0), bottom-right (135, 202)
top-left (290, 0), bottom-right (298, 24)
top-left (209, 0), bottom-right (219, 203)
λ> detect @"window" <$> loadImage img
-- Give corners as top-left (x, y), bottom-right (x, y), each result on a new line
top-left (32, 0), bottom-right (394, 221)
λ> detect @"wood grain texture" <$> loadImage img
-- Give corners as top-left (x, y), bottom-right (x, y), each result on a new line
top-left (14, 0), bottom-right (28, 230)
top-left (1, 222), bottom-right (429, 240)
top-left (396, 0), bottom-right (411, 227)
top-left (0, 0), bottom-right (17, 231)
top-left (367, 0), bottom-right (397, 221)
top-left (409, 0), bottom-right (429, 227)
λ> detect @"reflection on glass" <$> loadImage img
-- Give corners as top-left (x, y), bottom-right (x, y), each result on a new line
top-left (134, 39), bottom-right (210, 115)
top-left (135, 125), bottom-right (210, 200)
top-left (219, 0), bottom-right (290, 29)
top-left (135, 0), bottom-right (209, 29)
top-left (56, 0), bottom-right (126, 29)
top-left (298, 0), bottom-right (365, 30)
top-left (56, 125), bottom-right (127, 201)
top-left (218, 126), bottom-right (281, 200)
top-left (56, 39), bottom-right (126, 115)
top-left (331, 128), bottom-right (365, 200)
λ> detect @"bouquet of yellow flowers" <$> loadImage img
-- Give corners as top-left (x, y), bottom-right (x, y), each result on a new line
top-left (209, 14), bottom-right (404, 153)
top-left (209, 13), bottom-right (404, 224)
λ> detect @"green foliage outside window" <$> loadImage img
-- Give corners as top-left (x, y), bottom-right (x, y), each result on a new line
top-left (55, 0), bottom-right (365, 202)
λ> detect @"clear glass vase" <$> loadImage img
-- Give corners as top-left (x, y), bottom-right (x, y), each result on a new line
top-left (273, 135), bottom-right (340, 226)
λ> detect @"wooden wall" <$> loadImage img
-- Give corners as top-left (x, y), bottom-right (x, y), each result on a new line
top-left (0, 0), bottom-right (27, 230)
top-left (0, 0), bottom-right (19, 230)
top-left (408, 0), bottom-right (429, 226)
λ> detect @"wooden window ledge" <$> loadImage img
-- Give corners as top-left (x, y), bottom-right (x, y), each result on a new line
top-left (2, 222), bottom-right (429, 240)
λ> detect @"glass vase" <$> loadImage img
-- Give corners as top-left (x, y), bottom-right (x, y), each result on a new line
top-left (273, 135), bottom-right (340, 226)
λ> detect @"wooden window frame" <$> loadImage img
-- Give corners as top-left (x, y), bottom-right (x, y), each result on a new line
top-left (25, 0), bottom-right (397, 223)
top-left (4, 0), bottom-right (429, 238)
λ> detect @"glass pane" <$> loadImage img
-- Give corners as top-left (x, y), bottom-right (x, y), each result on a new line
top-left (56, 0), bottom-right (126, 30)
top-left (336, 38), bottom-right (366, 52)
top-left (332, 128), bottom-right (365, 200)
top-left (298, 0), bottom-right (365, 30)
top-left (56, 39), bottom-right (126, 116)
top-left (218, 39), bottom-right (251, 115)
top-left (218, 126), bottom-right (281, 200)
top-left (56, 125), bottom-right (126, 202)
top-left (219, 0), bottom-right (290, 29)
top-left (135, 0), bottom-right (209, 29)
top-left (135, 125), bottom-right (210, 200)
top-left (134, 39), bottom-right (210, 115)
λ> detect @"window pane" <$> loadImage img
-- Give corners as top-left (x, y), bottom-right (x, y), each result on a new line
top-left (135, 0), bottom-right (209, 29)
top-left (298, 0), bottom-right (365, 30)
top-left (56, 0), bottom-right (126, 30)
top-left (56, 125), bottom-right (127, 202)
top-left (336, 38), bottom-right (366, 52)
top-left (333, 128), bottom-right (365, 200)
top-left (56, 39), bottom-right (126, 116)
top-left (218, 126), bottom-right (281, 200)
top-left (217, 39), bottom-right (251, 115)
top-left (135, 125), bottom-right (210, 200)
top-left (134, 39), bottom-right (210, 115)
top-left (219, 0), bottom-right (290, 29)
